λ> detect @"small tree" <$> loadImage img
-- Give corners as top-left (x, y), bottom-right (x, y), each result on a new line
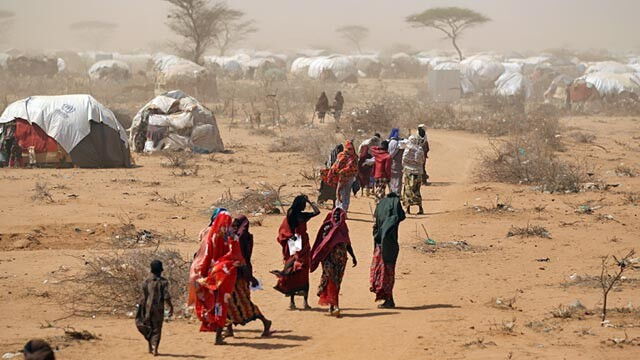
top-left (406, 7), bottom-right (490, 61)
top-left (599, 250), bottom-right (635, 323)
top-left (212, 10), bottom-right (257, 56)
top-left (164, 0), bottom-right (236, 64)
top-left (69, 21), bottom-right (118, 49)
top-left (336, 25), bottom-right (369, 54)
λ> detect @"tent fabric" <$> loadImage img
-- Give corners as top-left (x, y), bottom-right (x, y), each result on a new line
top-left (69, 122), bottom-right (131, 168)
top-left (129, 92), bottom-right (224, 153)
top-left (461, 55), bottom-right (505, 89)
top-left (585, 61), bottom-right (634, 75)
top-left (494, 72), bottom-right (532, 98)
top-left (88, 60), bottom-right (131, 80)
top-left (14, 119), bottom-right (59, 153)
top-left (0, 94), bottom-right (129, 154)
top-left (578, 72), bottom-right (640, 96)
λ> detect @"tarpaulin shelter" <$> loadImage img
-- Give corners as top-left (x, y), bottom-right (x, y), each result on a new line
top-left (88, 60), bottom-right (131, 81)
top-left (129, 91), bottom-right (224, 154)
top-left (0, 95), bottom-right (131, 168)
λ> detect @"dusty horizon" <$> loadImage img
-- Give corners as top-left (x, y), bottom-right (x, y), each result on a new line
top-left (1, 0), bottom-right (639, 55)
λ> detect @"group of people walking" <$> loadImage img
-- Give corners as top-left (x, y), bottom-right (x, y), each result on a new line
top-left (134, 123), bottom-right (428, 355)
top-left (320, 125), bottom-right (430, 215)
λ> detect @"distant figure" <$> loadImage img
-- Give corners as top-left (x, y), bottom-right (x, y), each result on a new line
top-left (310, 207), bottom-right (357, 317)
top-left (225, 215), bottom-right (273, 337)
top-left (417, 124), bottom-right (430, 185)
top-left (23, 339), bottom-right (55, 360)
top-left (324, 140), bottom-right (359, 212)
top-left (370, 192), bottom-right (406, 308)
top-left (332, 91), bottom-right (344, 123)
top-left (272, 195), bottom-right (321, 310)
top-left (136, 260), bottom-right (174, 356)
top-left (370, 140), bottom-right (392, 202)
top-left (387, 128), bottom-right (404, 195)
top-left (400, 135), bottom-right (426, 214)
top-left (357, 134), bottom-right (381, 196)
top-left (315, 92), bottom-right (330, 124)
top-left (189, 209), bottom-right (244, 345)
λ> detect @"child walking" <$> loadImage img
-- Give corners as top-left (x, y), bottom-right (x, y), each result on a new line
top-left (136, 260), bottom-right (174, 356)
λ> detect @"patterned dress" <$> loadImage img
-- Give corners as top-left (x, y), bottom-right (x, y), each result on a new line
top-left (318, 243), bottom-right (348, 307)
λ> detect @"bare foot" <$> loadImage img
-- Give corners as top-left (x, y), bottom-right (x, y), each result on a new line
top-left (303, 304), bottom-right (312, 310)
top-left (289, 303), bottom-right (296, 310)
top-left (261, 320), bottom-right (273, 337)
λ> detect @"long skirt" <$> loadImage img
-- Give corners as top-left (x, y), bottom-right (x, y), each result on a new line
top-left (317, 244), bottom-right (348, 307)
top-left (402, 173), bottom-right (423, 206)
top-left (374, 178), bottom-right (389, 201)
top-left (369, 245), bottom-right (395, 302)
top-left (227, 278), bottom-right (263, 326)
top-left (274, 255), bottom-right (310, 296)
top-left (389, 170), bottom-right (403, 195)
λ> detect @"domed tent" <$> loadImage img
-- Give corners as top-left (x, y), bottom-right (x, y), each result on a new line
top-left (129, 90), bottom-right (224, 154)
top-left (153, 55), bottom-right (216, 97)
top-left (0, 95), bottom-right (131, 168)
top-left (88, 60), bottom-right (132, 81)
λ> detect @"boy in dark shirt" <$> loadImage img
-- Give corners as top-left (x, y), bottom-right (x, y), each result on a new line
top-left (137, 260), bottom-right (173, 356)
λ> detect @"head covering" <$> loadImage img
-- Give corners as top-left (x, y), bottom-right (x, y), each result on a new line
top-left (150, 260), bottom-right (163, 275)
top-left (233, 215), bottom-right (254, 279)
top-left (23, 339), bottom-right (55, 360)
top-left (328, 143), bottom-right (344, 167)
top-left (287, 195), bottom-right (308, 230)
top-left (209, 207), bottom-right (227, 226)
top-left (310, 207), bottom-right (350, 272)
top-left (389, 128), bottom-right (400, 140)
top-left (324, 140), bottom-right (358, 187)
top-left (402, 135), bottom-right (425, 174)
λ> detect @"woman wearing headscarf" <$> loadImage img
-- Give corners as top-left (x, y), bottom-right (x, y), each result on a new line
top-left (272, 194), bottom-right (321, 310)
top-left (318, 144), bottom-right (344, 207)
top-left (387, 128), bottom-right (404, 195)
top-left (417, 124), bottom-right (430, 185)
top-left (225, 215), bottom-right (273, 337)
top-left (357, 134), bottom-right (381, 196)
top-left (400, 135), bottom-right (426, 214)
top-left (370, 140), bottom-right (392, 202)
top-left (315, 92), bottom-right (330, 124)
top-left (332, 91), bottom-right (344, 123)
top-left (324, 140), bottom-right (359, 212)
top-left (310, 207), bottom-right (357, 317)
top-left (188, 209), bottom-right (244, 345)
top-left (370, 192), bottom-right (406, 308)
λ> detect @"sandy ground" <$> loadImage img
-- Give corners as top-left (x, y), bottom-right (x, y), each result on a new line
top-left (1, 116), bottom-right (639, 359)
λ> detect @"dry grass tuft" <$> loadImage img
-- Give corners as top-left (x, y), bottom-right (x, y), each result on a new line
top-left (507, 224), bottom-right (551, 239)
top-left (161, 151), bottom-right (200, 176)
top-left (213, 183), bottom-right (285, 215)
top-left (570, 131), bottom-right (596, 144)
top-left (31, 182), bottom-right (54, 203)
top-left (615, 164), bottom-right (637, 177)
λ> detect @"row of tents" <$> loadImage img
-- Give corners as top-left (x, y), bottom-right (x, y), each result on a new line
top-left (0, 92), bottom-right (224, 169)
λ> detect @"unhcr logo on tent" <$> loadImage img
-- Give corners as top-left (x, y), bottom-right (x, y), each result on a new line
top-left (61, 104), bottom-right (76, 114)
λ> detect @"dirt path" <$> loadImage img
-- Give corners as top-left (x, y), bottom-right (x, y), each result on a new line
top-left (1, 123), bottom-right (638, 359)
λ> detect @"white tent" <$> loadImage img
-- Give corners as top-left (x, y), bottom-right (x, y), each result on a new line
top-left (0, 95), bottom-right (130, 167)
top-left (88, 60), bottom-right (131, 81)
top-left (129, 91), bottom-right (224, 153)
top-left (308, 56), bottom-right (358, 81)
top-left (585, 61), bottom-right (634, 75)
top-left (578, 72), bottom-right (640, 96)
top-left (461, 55), bottom-right (505, 89)
top-left (494, 72), bottom-right (532, 98)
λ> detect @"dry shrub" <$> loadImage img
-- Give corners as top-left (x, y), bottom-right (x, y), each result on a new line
top-left (31, 182), bottom-right (54, 203)
top-left (551, 304), bottom-right (577, 319)
top-left (570, 131), bottom-right (596, 144)
top-left (489, 295), bottom-right (518, 310)
top-left (60, 248), bottom-right (189, 316)
top-left (213, 183), bottom-right (285, 215)
top-left (479, 137), bottom-right (589, 193)
top-left (615, 164), bottom-right (637, 177)
top-left (622, 192), bottom-right (640, 205)
top-left (161, 151), bottom-right (199, 177)
top-left (507, 224), bottom-right (551, 239)
top-left (151, 190), bottom-right (187, 207)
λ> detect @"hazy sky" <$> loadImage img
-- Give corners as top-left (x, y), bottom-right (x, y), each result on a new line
top-left (2, 0), bottom-right (639, 54)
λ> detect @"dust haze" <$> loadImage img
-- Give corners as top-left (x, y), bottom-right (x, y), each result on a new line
top-left (3, 0), bottom-right (639, 53)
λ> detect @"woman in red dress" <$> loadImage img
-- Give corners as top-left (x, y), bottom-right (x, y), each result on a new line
top-left (310, 207), bottom-right (357, 317)
top-left (272, 195), bottom-right (320, 310)
top-left (188, 209), bottom-right (244, 345)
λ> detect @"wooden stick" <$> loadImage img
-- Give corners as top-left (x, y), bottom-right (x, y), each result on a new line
top-left (421, 224), bottom-right (431, 239)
